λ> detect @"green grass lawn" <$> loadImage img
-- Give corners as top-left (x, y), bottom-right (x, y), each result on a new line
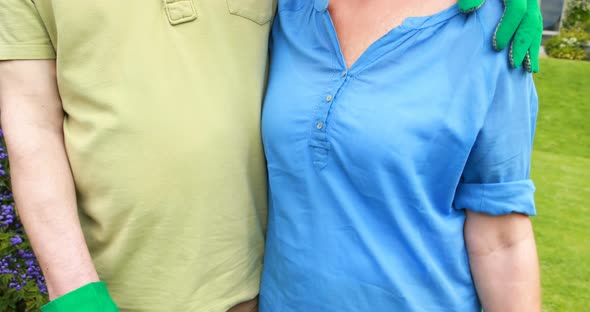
top-left (532, 58), bottom-right (590, 311)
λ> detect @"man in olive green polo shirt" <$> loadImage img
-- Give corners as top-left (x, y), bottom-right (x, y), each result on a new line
top-left (0, 1), bottom-right (274, 311)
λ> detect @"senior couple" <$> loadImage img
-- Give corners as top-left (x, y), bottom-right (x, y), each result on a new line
top-left (0, 0), bottom-right (542, 311)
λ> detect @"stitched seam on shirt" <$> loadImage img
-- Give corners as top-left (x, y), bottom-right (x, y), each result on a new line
top-left (0, 44), bottom-right (53, 47)
top-left (474, 11), bottom-right (488, 57)
top-left (307, 90), bottom-right (327, 144)
top-left (277, 0), bottom-right (307, 12)
top-left (493, 0), bottom-right (508, 51)
top-left (462, 1), bottom-right (486, 13)
top-left (321, 10), bottom-right (347, 72)
top-left (479, 184), bottom-right (486, 212)
top-left (323, 76), bottom-right (353, 138)
top-left (477, 5), bottom-right (502, 105)
top-left (353, 31), bottom-right (417, 76)
top-left (164, 0), bottom-right (198, 25)
top-left (412, 9), bottom-right (462, 30)
top-left (465, 11), bottom-right (499, 170)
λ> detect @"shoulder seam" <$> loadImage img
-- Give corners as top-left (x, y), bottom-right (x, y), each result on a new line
top-left (278, 1), bottom-right (308, 12)
top-left (474, 11), bottom-right (488, 52)
top-left (473, 10), bottom-right (502, 128)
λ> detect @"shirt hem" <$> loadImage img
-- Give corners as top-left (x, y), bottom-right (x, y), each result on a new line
top-left (0, 44), bottom-right (56, 60)
top-left (186, 274), bottom-right (261, 312)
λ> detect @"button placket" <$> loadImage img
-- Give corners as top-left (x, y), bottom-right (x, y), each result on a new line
top-left (308, 72), bottom-right (350, 170)
top-left (164, 0), bottom-right (198, 25)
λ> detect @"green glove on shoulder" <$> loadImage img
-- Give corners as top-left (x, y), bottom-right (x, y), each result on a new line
top-left (41, 282), bottom-right (119, 312)
top-left (458, 0), bottom-right (544, 73)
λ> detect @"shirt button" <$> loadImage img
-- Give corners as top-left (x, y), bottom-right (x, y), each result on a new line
top-left (341, 71), bottom-right (347, 77)
top-left (326, 95), bottom-right (333, 102)
top-left (316, 121), bottom-right (324, 130)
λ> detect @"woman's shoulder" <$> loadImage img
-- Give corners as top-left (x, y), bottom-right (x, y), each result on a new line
top-left (277, 0), bottom-right (314, 12)
top-left (467, 0), bottom-right (520, 76)
top-left (472, 0), bottom-right (508, 49)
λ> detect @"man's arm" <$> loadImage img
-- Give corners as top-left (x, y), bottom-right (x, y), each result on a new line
top-left (458, 0), bottom-right (543, 73)
top-left (0, 60), bottom-right (99, 299)
top-left (465, 210), bottom-right (541, 311)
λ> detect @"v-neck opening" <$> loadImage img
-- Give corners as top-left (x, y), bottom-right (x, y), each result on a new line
top-left (321, 2), bottom-right (461, 72)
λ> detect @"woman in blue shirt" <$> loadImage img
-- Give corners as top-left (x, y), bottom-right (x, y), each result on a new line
top-left (260, 0), bottom-right (541, 311)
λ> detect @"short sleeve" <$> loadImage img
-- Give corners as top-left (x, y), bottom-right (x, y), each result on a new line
top-left (0, 0), bottom-right (56, 60)
top-left (453, 69), bottom-right (538, 216)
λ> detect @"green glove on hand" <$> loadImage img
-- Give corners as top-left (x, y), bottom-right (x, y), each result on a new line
top-left (41, 282), bottom-right (119, 312)
top-left (458, 0), bottom-right (543, 73)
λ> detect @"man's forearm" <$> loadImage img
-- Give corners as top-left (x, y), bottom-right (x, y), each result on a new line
top-left (0, 60), bottom-right (99, 299)
top-left (465, 212), bottom-right (541, 311)
top-left (5, 126), bottom-right (99, 299)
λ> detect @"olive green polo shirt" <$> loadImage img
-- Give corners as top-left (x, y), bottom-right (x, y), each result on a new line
top-left (0, 1), bottom-right (274, 311)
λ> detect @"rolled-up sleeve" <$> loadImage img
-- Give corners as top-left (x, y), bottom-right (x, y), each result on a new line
top-left (0, 0), bottom-right (55, 60)
top-left (455, 180), bottom-right (536, 216)
top-left (454, 69), bottom-right (538, 216)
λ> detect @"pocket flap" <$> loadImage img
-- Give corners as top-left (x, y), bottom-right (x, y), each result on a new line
top-left (226, 0), bottom-right (275, 25)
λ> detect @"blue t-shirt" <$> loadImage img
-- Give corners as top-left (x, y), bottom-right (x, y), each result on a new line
top-left (260, 0), bottom-right (538, 311)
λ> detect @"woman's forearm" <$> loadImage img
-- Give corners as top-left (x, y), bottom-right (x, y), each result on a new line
top-left (465, 211), bottom-right (541, 312)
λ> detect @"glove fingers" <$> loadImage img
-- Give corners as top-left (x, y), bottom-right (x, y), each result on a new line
top-left (458, 0), bottom-right (486, 13)
top-left (523, 52), bottom-right (533, 73)
top-left (528, 29), bottom-right (542, 73)
top-left (529, 11), bottom-right (543, 73)
top-left (494, 0), bottom-right (527, 51)
top-left (510, 27), bottom-right (534, 69)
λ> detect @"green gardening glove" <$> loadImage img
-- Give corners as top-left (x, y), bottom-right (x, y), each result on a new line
top-left (41, 282), bottom-right (119, 312)
top-left (458, 0), bottom-right (544, 73)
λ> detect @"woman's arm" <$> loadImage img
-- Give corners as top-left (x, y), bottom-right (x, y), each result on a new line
top-left (465, 210), bottom-right (541, 311)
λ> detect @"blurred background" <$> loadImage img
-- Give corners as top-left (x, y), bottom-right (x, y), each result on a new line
top-left (543, 0), bottom-right (567, 31)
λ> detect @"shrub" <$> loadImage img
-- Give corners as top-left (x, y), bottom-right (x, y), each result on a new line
top-left (562, 0), bottom-right (590, 33)
top-left (0, 129), bottom-right (49, 311)
top-left (547, 0), bottom-right (590, 60)
top-left (545, 28), bottom-right (590, 60)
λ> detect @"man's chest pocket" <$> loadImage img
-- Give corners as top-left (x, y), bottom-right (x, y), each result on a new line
top-left (226, 0), bottom-right (276, 25)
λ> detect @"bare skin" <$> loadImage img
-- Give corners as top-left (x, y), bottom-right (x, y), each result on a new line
top-left (328, 1), bottom-right (541, 311)
top-left (328, 0), bottom-right (457, 68)
top-left (465, 211), bottom-right (541, 311)
top-left (0, 60), bottom-right (99, 300)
